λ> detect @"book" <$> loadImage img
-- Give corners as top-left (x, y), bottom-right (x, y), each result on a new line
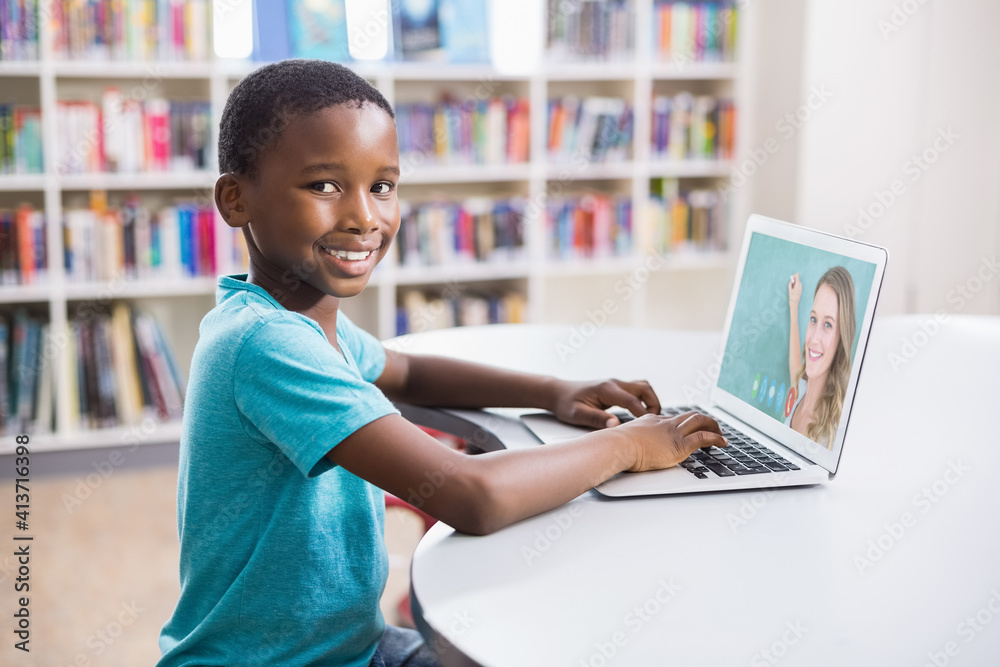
top-left (252, 0), bottom-right (292, 61)
top-left (651, 92), bottom-right (735, 160)
top-left (548, 193), bottom-right (632, 260)
top-left (548, 96), bottom-right (633, 164)
top-left (393, 0), bottom-right (442, 60)
top-left (396, 197), bottom-right (526, 267)
top-left (56, 96), bottom-right (210, 175)
top-left (396, 288), bottom-right (525, 335)
top-left (287, 0), bottom-right (351, 61)
top-left (0, 106), bottom-right (43, 174)
top-left (63, 197), bottom-right (222, 282)
top-left (0, 319), bottom-right (8, 432)
top-left (49, 0), bottom-right (211, 61)
top-left (654, 1), bottom-right (738, 64)
top-left (547, 0), bottom-right (634, 62)
top-left (648, 177), bottom-right (727, 252)
top-left (0, 205), bottom-right (46, 285)
top-left (439, 0), bottom-right (489, 63)
top-left (396, 95), bottom-right (530, 165)
top-left (0, 0), bottom-right (39, 60)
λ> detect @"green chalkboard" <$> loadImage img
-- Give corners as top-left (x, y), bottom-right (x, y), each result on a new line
top-left (716, 233), bottom-right (877, 425)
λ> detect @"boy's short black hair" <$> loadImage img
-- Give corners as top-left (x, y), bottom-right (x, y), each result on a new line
top-left (218, 59), bottom-right (395, 178)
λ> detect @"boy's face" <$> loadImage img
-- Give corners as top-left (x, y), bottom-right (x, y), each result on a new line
top-left (241, 103), bottom-right (400, 301)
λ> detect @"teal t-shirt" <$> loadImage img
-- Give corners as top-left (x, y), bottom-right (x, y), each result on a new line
top-left (158, 275), bottom-right (399, 667)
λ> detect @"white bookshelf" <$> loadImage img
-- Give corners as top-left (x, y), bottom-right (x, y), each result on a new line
top-left (0, 0), bottom-right (750, 453)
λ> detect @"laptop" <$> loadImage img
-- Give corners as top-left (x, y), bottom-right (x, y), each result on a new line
top-left (521, 214), bottom-right (888, 497)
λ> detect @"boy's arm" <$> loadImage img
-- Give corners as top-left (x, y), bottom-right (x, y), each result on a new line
top-left (327, 410), bottom-right (724, 536)
top-left (376, 350), bottom-right (661, 428)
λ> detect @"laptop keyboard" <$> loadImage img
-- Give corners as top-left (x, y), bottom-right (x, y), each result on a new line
top-left (614, 406), bottom-right (800, 479)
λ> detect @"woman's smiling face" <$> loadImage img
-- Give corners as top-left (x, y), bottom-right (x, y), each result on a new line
top-left (804, 283), bottom-right (840, 379)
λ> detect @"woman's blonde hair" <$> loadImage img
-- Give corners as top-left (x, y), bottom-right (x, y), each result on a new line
top-left (795, 266), bottom-right (856, 448)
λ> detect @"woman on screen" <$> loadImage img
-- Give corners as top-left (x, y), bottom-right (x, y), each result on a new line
top-left (786, 266), bottom-right (857, 449)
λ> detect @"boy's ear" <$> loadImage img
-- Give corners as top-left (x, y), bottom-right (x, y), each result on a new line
top-left (215, 173), bottom-right (251, 228)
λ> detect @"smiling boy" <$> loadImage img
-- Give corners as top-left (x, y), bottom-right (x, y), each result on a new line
top-left (157, 59), bottom-right (726, 667)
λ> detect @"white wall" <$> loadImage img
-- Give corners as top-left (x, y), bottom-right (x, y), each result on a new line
top-left (794, 0), bottom-right (1000, 316)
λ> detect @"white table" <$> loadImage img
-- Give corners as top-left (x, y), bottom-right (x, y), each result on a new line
top-left (393, 316), bottom-right (1000, 666)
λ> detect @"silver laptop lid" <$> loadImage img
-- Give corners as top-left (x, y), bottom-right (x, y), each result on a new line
top-left (710, 215), bottom-right (888, 475)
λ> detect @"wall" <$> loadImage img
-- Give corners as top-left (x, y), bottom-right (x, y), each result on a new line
top-left (794, 0), bottom-right (1000, 317)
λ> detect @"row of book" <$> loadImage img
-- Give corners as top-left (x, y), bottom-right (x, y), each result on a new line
top-left (548, 96), bottom-right (633, 163)
top-left (0, 0), bottom-right (39, 60)
top-left (548, 194), bottom-right (632, 259)
top-left (397, 198), bottom-right (525, 267)
top-left (253, 0), bottom-right (491, 64)
top-left (63, 195), bottom-right (226, 282)
top-left (396, 288), bottom-right (526, 336)
top-left (50, 0), bottom-right (210, 61)
top-left (0, 105), bottom-right (43, 174)
top-left (56, 95), bottom-right (211, 174)
top-left (0, 303), bottom-right (184, 435)
top-left (547, 0), bottom-right (634, 62)
top-left (653, 1), bottom-right (739, 63)
top-left (71, 303), bottom-right (184, 429)
top-left (0, 309), bottom-right (51, 435)
top-left (647, 177), bottom-right (726, 252)
top-left (396, 97), bottom-right (530, 165)
top-left (652, 93), bottom-right (735, 161)
top-left (0, 205), bottom-right (46, 285)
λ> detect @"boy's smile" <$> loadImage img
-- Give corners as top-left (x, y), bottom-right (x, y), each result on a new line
top-left (228, 103), bottom-right (400, 311)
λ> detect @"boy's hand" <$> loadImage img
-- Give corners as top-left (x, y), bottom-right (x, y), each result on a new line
top-left (620, 411), bottom-right (727, 472)
top-left (551, 379), bottom-right (661, 429)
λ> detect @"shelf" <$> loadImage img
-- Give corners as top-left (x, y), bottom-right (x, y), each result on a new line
top-left (543, 251), bottom-right (731, 277)
top-left (51, 60), bottom-right (215, 79)
top-left (0, 174), bottom-right (46, 191)
top-left (0, 1), bottom-right (747, 451)
top-left (400, 163), bottom-right (531, 185)
top-left (0, 420), bottom-right (183, 455)
top-left (395, 261), bottom-right (531, 285)
top-left (546, 161), bottom-right (634, 181)
top-left (542, 256), bottom-right (643, 277)
top-left (65, 277), bottom-right (219, 300)
top-left (216, 59), bottom-right (530, 82)
top-left (58, 171), bottom-right (217, 190)
top-left (0, 283), bottom-right (54, 303)
top-left (648, 160), bottom-right (733, 178)
top-left (0, 61), bottom-right (42, 76)
top-left (545, 61), bottom-right (638, 81)
top-left (649, 62), bottom-right (737, 80)
top-left (391, 63), bottom-right (529, 81)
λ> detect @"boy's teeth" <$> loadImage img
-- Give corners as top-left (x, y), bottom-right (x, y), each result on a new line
top-left (326, 248), bottom-right (371, 260)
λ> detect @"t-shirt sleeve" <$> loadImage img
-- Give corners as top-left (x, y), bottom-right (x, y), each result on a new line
top-left (233, 317), bottom-right (399, 479)
top-left (336, 312), bottom-right (387, 384)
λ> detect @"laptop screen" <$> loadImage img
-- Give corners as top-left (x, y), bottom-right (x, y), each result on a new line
top-left (715, 230), bottom-right (879, 463)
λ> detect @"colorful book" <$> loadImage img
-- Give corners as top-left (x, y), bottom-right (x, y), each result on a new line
top-left (287, 0), bottom-right (350, 61)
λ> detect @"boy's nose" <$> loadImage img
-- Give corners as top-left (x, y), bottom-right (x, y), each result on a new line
top-left (340, 191), bottom-right (377, 233)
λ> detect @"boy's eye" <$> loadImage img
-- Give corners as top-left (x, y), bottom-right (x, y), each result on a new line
top-left (311, 182), bottom-right (336, 193)
top-left (371, 182), bottom-right (394, 195)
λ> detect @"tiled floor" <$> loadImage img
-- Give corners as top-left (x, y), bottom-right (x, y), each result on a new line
top-left (0, 463), bottom-right (425, 666)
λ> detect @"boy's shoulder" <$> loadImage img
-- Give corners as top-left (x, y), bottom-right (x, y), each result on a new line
top-left (202, 275), bottom-right (322, 350)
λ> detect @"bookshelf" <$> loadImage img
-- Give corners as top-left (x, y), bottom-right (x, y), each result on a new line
top-left (0, 0), bottom-right (750, 453)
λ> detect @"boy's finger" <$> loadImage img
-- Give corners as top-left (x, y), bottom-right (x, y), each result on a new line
top-left (676, 413), bottom-right (723, 436)
top-left (682, 431), bottom-right (728, 452)
top-left (568, 404), bottom-right (619, 429)
top-left (618, 380), bottom-right (661, 414)
top-left (600, 383), bottom-right (649, 418)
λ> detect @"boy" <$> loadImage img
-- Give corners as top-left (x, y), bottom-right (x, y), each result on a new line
top-left (158, 59), bottom-right (726, 666)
